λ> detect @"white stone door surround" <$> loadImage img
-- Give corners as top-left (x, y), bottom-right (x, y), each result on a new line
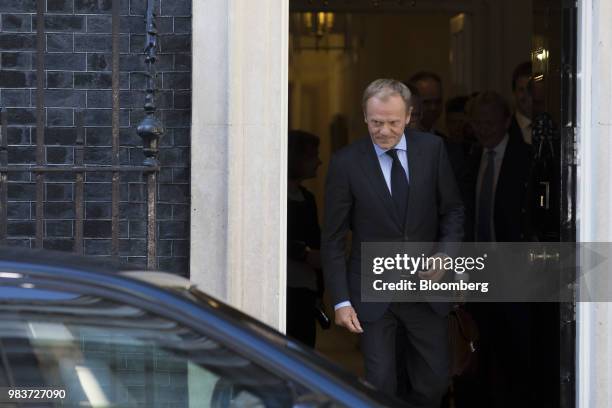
top-left (190, 0), bottom-right (289, 330)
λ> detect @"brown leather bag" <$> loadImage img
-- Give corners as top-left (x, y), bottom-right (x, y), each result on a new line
top-left (448, 305), bottom-right (479, 376)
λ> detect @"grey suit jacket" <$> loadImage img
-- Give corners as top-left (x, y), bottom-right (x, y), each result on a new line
top-left (321, 130), bottom-right (464, 322)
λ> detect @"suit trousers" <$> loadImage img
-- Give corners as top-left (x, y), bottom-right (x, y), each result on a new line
top-left (361, 302), bottom-right (450, 408)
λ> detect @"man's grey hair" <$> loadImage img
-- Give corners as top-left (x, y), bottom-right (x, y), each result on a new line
top-left (468, 90), bottom-right (511, 119)
top-left (362, 79), bottom-right (412, 114)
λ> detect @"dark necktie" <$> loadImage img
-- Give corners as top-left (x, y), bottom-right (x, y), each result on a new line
top-left (386, 149), bottom-right (409, 225)
top-left (477, 150), bottom-right (496, 241)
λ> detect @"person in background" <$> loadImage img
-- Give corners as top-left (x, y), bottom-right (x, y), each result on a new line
top-left (509, 61), bottom-right (533, 145)
top-left (458, 91), bottom-right (534, 408)
top-left (287, 130), bottom-right (323, 348)
top-left (442, 95), bottom-right (476, 223)
top-left (409, 71), bottom-right (444, 135)
top-left (404, 82), bottom-right (425, 131)
top-left (467, 91), bottom-right (532, 243)
top-left (445, 96), bottom-right (471, 147)
top-left (409, 74), bottom-right (466, 189)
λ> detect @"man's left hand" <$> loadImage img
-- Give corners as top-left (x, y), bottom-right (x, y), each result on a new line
top-left (418, 253), bottom-right (449, 283)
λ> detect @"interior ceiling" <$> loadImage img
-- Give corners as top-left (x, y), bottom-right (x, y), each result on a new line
top-left (290, 0), bottom-right (476, 13)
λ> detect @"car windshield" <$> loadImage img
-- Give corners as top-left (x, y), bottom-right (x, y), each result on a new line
top-left (0, 287), bottom-right (342, 408)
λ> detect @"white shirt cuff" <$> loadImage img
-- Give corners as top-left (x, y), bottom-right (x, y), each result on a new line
top-left (334, 301), bottom-right (352, 310)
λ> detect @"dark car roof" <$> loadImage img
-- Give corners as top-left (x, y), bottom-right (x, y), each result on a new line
top-left (0, 247), bottom-right (404, 407)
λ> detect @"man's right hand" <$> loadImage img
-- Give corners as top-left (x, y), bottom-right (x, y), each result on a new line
top-left (334, 306), bottom-right (363, 333)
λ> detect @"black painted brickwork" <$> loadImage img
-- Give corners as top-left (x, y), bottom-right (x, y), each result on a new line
top-left (0, 0), bottom-right (192, 275)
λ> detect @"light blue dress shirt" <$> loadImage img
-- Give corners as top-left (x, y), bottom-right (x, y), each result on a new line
top-left (334, 135), bottom-right (409, 311)
top-left (372, 134), bottom-right (410, 192)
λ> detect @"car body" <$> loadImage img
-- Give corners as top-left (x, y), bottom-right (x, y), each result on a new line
top-left (0, 248), bottom-right (403, 407)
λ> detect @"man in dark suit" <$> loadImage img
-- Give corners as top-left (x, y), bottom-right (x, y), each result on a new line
top-left (508, 62), bottom-right (533, 146)
top-left (408, 75), bottom-right (468, 198)
top-left (321, 79), bottom-right (464, 407)
top-left (459, 91), bottom-right (534, 408)
top-left (409, 71), bottom-right (444, 134)
top-left (464, 91), bottom-right (532, 242)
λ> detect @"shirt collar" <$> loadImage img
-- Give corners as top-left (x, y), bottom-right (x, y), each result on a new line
top-left (515, 110), bottom-right (531, 129)
top-left (373, 134), bottom-right (407, 157)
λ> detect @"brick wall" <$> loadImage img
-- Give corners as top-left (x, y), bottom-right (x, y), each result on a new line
top-left (0, 0), bottom-right (191, 275)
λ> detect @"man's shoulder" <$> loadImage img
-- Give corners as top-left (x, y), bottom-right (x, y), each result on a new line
top-left (331, 136), bottom-right (370, 160)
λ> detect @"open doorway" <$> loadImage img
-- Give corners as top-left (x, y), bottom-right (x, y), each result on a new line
top-left (287, 0), bottom-right (576, 407)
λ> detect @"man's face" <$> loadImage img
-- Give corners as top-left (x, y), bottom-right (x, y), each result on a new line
top-left (471, 104), bottom-right (509, 149)
top-left (365, 94), bottom-right (411, 150)
top-left (513, 75), bottom-right (532, 118)
top-left (414, 78), bottom-right (442, 131)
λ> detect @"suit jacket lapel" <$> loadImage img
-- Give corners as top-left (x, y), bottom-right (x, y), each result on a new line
top-left (358, 137), bottom-right (401, 227)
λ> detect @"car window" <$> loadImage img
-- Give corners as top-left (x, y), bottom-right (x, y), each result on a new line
top-left (0, 292), bottom-right (343, 408)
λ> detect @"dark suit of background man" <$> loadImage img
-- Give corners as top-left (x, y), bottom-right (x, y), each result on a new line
top-left (509, 61), bottom-right (533, 145)
top-left (459, 91), bottom-right (534, 408)
top-left (321, 79), bottom-right (464, 407)
top-left (465, 91), bottom-right (532, 243)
